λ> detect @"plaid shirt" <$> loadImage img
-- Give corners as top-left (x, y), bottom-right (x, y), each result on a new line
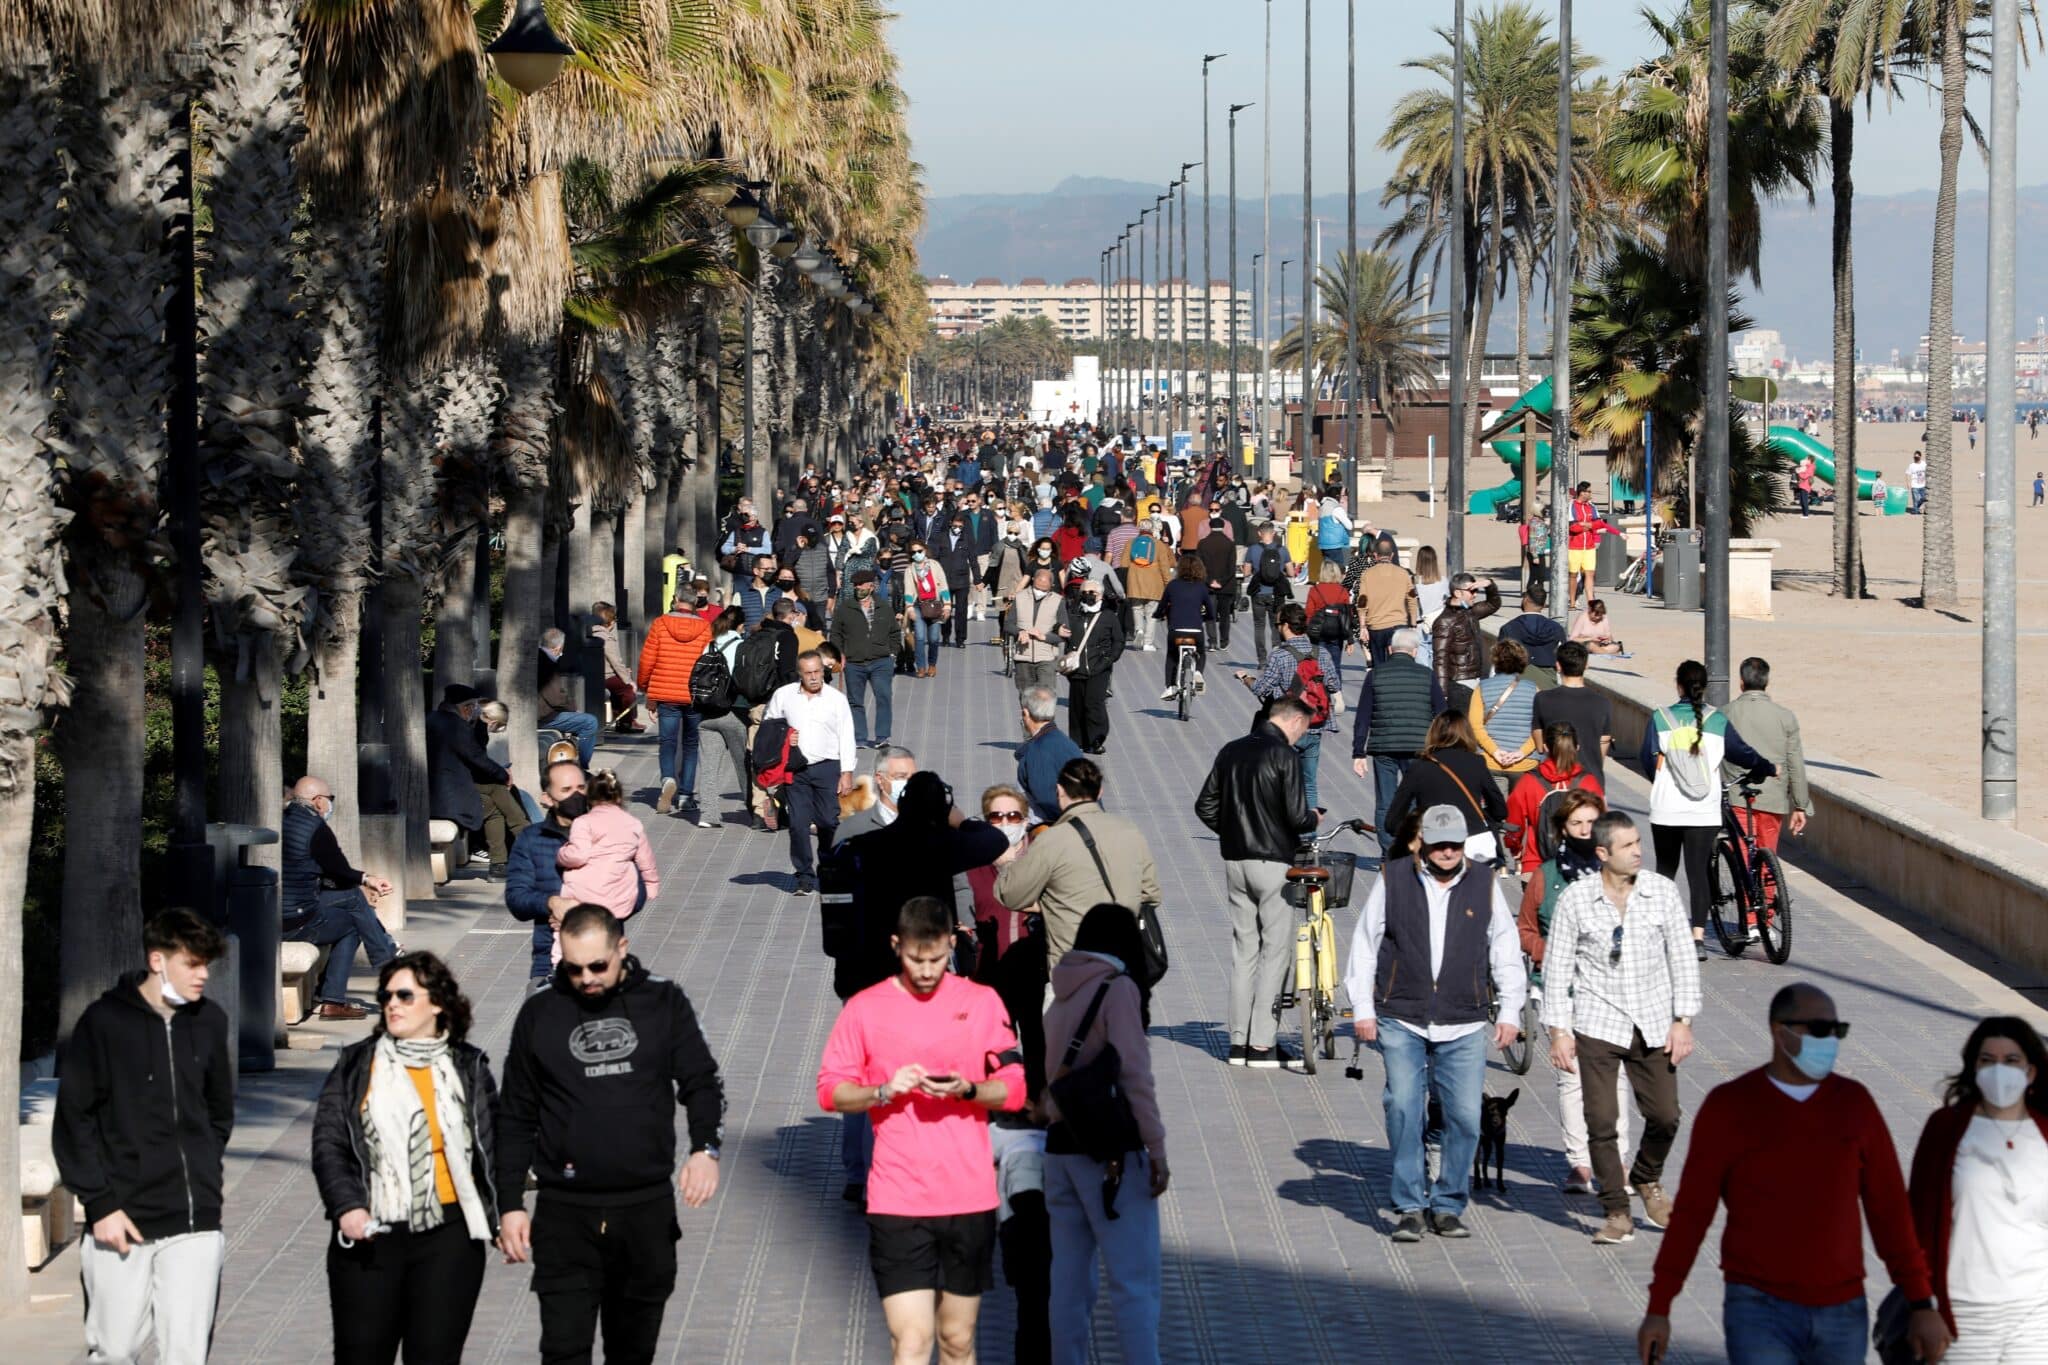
top-left (1540, 869), bottom-right (1702, 1049)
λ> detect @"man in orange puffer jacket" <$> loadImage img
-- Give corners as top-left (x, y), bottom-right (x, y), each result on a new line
top-left (637, 596), bottom-right (714, 823)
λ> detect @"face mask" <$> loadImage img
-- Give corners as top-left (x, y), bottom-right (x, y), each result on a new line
top-left (158, 967), bottom-right (191, 1007)
top-left (554, 793), bottom-right (592, 821)
top-left (1563, 834), bottom-right (1597, 860)
top-left (777, 580), bottom-right (796, 592)
top-left (1978, 1063), bottom-right (2031, 1109)
top-left (856, 586), bottom-right (874, 600)
top-left (887, 777), bottom-right (908, 804)
top-left (316, 800), bottom-right (334, 823)
top-left (912, 551), bottom-right (926, 563)
top-left (1081, 598), bottom-right (1102, 614)
top-left (1785, 1030), bottom-right (1839, 1081)
top-left (1424, 853), bottom-right (1465, 882)
top-left (1000, 821), bottom-right (1027, 848)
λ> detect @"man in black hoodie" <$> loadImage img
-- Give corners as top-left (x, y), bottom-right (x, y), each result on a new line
top-left (55, 908), bottom-right (235, 1363)
top-left (495, 905), bottom-right (725, 1364)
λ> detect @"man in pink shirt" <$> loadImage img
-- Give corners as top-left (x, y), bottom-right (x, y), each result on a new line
top-left (817, 896), bottom-right (1026, 1363)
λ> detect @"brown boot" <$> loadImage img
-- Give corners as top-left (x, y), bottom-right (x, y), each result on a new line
top-left (317, 1001), bottom-right (368, 1021)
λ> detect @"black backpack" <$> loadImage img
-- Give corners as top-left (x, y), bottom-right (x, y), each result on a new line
top-left (688, 647), bottom-right (737, 718)
top-left (1255, 545), bottom-right (1287, 588)
top-left (733, 630), bottom-right (783, 705)
top-left (1308, 598), bottom-right (1354, 644)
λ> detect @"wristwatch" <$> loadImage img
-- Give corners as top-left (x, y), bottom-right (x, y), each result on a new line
top-left (1673, 1016), bottom-right (1692, 1027)
top-left (964, 1081), bottom-right (980, 1102)
top-left (1908, 1297), bottom-right (1939, 1314)
top-left (692, 1144), bottom-right (720, 1162)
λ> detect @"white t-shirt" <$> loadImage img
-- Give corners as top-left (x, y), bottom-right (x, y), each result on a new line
top-left (1909, 460), bottom-right (1928, 490)
top-left (1949, 1115), bottom-right (2048, 1304)
top-left (1768, 1076), bottom-right (1820, 1102)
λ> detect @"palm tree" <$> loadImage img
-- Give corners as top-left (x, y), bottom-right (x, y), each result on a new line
top-left (1572, 241), bottom-right (1782, 536)
top-left (1380, 2), bottom-right (1589, 497)
top-left (1270, 248), bottom-right (1443, 457)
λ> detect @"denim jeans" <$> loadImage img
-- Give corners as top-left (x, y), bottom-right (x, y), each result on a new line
top-left (1378, 1022), bottom-right (1487, 1215)
top-left (840, 1112), bottom-right (872, 1186)
top-left (543, 709), bottom-right (599, 768)
top-left (1320, 639), bottom-right (1346, 699)
top-left (911, 611), bottom-right (943, 668)
top-left (841, 657), bottom-right (894, 745)
top-left (656, 702), bottom-right (701, 801)
top-left (1045, 1151), bottom-right (1161, 1365)
top-left (1370, 755), bottom-right (1410, 854)
top-left (1721, 1284), bottom-right (1867, 1365)
top-left (289, 888), bottom-right (399, 1004)
top-left (1294, 729), bottom-right (1322, 812)
top-left (1248, 592), bottom-right (1283, 658)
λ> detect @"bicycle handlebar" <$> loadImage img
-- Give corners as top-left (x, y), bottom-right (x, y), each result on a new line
top-left (1299, 818), bottom-right (1376, 847)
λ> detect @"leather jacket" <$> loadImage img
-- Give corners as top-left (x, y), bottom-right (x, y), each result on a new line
top-left (1431, 582), bottom-right (1501, 691)
top-left (1195, 721), bottom-right (1317, 862)
top-left (310, 1037), bottom-right (501, 1234)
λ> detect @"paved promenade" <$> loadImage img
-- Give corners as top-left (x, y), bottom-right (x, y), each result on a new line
top-left (23, 611), bottom-right (2048, 1363)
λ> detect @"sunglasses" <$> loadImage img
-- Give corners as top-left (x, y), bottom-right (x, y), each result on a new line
top-left (1609, 926), bottom-right (1625, 965)
top-left (1779, 1019), bottom-right (1851, 1039)
top-left (562, 957), bottom-right (616, 978)
top-left (987, 810), bottom-right (1027, 824)
top-left (376, 987), bottom-right (418, 1005)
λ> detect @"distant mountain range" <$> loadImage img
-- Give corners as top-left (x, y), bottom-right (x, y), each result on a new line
top-left (915, 175), bottom-right (2048, 364)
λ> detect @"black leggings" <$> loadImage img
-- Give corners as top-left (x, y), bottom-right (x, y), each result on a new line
top-left (1164, 630), bottom-right (1207, 686)
top-left (1651, 823), bottom-right (1718, 932)
top-left (328, 1211), bottom-right (486, 1365)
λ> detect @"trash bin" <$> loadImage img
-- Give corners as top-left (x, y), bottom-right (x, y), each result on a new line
top-left (228, 865), bottom-right (280, 1072)
top-left (1658, 529), bottom-right (1702, 611)
top-left (1595, 533), bottom-right (1628, 588)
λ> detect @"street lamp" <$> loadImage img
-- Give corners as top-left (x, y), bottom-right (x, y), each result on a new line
top-left (1179, 162), bottom-right (1198, 439)
top-left (487, 0), bottom-right (576, 96)
top-left (1252, 250), bottom-right (1264, 465)
top-left (1202, 54), bottom-right (1225, 449)
top-left (1230, 103), bottom-right (1253, 472)
top-left (771, 226), bottom-right (800, 260)
top-left (722, 185), bottom-right (763, 230)
top-left (1279, 257), bottom-right (1291, 451)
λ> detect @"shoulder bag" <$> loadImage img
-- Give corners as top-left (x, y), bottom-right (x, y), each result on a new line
top-left (1070, 818), bottom-right (1168, 985)
top-left (1058, 610), bottom-right (1101, 676)
top-left (1424, 754), bottom-right (1500, 864)
top-left (1046, 980), bottom-right (1143, 1181)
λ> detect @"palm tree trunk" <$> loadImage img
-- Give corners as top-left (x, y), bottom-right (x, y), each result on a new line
top-left (378, 574), bottom-right (432, 896)
top-left (307, 593), bottom-right (362, 854)
top-left (0, 66), bottom-right (70, 1294)
top-left (695, 310), bottom-right (722, 571)
top-left (569, 495), bottom-right (614, 623)
top-left (1514, 233), bottom-right (1534, 393)
top-left (217, 631), bottom-right (284, 874)
top-left (1829, 100), bottom-right (1863, 598)
top-left (434, 531), bottom-right (478, 693)
top-left (57, 553), bottom-right (147, 1037)
top-left (748, 268), bottom-right (775, 513)
top-left (493, 334), bottom-right (556, 790)
top-left (1919, 3), bottom-right (1965, 609)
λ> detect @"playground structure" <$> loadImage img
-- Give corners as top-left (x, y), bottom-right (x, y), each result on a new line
top-left (1463, 380), bottom-right (1908, 517)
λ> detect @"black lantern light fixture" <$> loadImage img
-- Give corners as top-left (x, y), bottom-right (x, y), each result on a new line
top-left (487, 0), bottom-right (576, 96)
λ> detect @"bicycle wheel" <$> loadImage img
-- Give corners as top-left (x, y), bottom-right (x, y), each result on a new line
top-left (1298, 982), bottom-right (1318, 1074)
top-left (1707, 839), bottom-right (1750, 958)
top-left (1314, 913), bottom-right (1340, 1059)
top-left (1176, 649), bottom-right (1192, 723)
top-left (1754, 848), bottom-right (1794, 964)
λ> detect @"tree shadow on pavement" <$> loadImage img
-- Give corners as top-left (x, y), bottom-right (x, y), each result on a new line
top-left (1150, 1018), bottom-right (1229, 1061)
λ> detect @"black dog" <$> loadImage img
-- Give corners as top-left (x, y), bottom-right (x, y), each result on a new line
top-left (1475, 1088), bottom-right (1519, 1192)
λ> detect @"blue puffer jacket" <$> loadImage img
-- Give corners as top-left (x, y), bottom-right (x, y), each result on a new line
top-left (505, 818), bottom-right (570, 977)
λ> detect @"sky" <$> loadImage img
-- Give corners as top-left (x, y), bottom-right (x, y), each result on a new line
top-left (889, 0), bottom-right (2035, 202)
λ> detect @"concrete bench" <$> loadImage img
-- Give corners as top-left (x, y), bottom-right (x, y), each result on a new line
top-left (428, 819), bottom-right (464, 885)
top-left (280, 940), bottom-right (332, 1024)
top-left (19, 1078), bottom-right (73, 1270)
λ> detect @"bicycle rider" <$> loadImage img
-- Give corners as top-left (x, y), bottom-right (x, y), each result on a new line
top-left (1155, 553), bottom-right (1215, 701)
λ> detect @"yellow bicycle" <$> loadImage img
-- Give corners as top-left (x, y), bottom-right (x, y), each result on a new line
top-left (1278, 819), bottom-right (1374, 1075)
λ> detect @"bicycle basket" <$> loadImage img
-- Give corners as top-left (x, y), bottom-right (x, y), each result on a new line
top-left (1285, 851), bottom-right (1358, 910)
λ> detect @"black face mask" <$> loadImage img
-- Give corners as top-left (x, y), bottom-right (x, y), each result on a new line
top-left (554, 793), bottom-right (592, 821)
top-left (1423, 851), bottom-right (1465, 882)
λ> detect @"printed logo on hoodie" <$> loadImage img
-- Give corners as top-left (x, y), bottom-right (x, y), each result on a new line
top-left (569, 1017), bottom-right (639, 1076)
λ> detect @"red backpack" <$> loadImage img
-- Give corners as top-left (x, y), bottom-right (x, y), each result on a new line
top-left (1284, 646), bottom-right (1332, 727)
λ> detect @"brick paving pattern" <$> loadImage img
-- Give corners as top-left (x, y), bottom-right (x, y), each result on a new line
top-left (179, 618), bottom-right (2034, 1364)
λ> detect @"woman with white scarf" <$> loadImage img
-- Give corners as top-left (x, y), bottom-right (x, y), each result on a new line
top-left (312, 952), bottom-right (500, 1364)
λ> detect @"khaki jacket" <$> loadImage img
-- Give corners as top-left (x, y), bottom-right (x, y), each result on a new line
top-left (1009, 589), bottom-right (1064, 664)
top-left (1357, 561), bottom-right (1418, 632)
top-left (993, 801), bottom-right (1162, 964)
top-left (1720, 690), bottom-right (1812, 817)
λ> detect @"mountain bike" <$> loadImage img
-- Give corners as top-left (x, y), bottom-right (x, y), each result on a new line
top-left (1492, 953), bottom-right (1539, 1075)
top-left (1709, 781), bottom-right (1794, 963)
top-left (1277, 818), bottom-right (1374, 1074)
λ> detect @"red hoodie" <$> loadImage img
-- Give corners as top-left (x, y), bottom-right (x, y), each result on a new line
top-left (1504, 760), bottom-right (1604, 872)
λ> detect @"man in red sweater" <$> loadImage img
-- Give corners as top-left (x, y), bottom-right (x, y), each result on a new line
top-left (1638, 983), bottom-right (1951, 1364)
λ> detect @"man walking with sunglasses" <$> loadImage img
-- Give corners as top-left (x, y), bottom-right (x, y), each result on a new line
top-left (495, 905), bottom-right (726, 1365)
top-left (1637, 983), bottom-right (1950, 1365)
top-left (1543, 811), bottom-right (1700, 1246)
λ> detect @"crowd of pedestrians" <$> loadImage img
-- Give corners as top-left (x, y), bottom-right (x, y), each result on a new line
top-left (46, 411), bottom-right (2048, 1365)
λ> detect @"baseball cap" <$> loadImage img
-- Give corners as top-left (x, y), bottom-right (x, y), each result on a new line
top-left (1420, 805), bottom-right (1469, 848)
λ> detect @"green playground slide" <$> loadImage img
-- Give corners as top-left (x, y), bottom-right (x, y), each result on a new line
top-left (1766, 426), bottom-right (1909, 515)
top-left (1466, 379), bottom-right (1638, 512)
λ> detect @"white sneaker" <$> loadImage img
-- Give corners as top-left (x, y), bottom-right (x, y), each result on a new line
top-left (1160, 686), bottom-right (1178, 701)
top-left (1192, 671), bottom-right (1205, 693)
top-left (656, 778), bottom-right (677, 816)
top-left (1143, 643), bottom-right (1158, 652)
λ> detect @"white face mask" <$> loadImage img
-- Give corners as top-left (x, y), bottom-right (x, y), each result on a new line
top-left (999, 820), bottom-right (1027, 847)
top-left (1978, 1063), bottom-right (2031, 1109)
top-left (159, 967), bottom-right (190, 1007)
top-left (887, 777), bottom-right (909, 805)
top-left (1081, 598), bottom-right (1102, 614)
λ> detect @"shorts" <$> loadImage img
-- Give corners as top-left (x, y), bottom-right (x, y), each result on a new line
top-left (867, 1210), bottom-right (997, 1300)
top-left (1568, 548), bottom-right (1597, 573)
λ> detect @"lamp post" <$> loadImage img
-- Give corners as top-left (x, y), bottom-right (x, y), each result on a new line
top-left (1178, 165), bottom-right (1197, 439)
top-left (1252, 250), bottom-right (1264, 466)
top-left (1163, 181), bottom-right (1177, 435)
top-left (1099, 249), bottom-right (1109, 427)
top-left (1279, 257), bottom-right (1292, 448)
top-left (1123, 227), bottom-right (1136, 429)
top-left (1230, 103), bottom-right (1253, 472)
top-left (1301, 0), bottom-right (1314, 487)
top-left (1139, 207), bottom-right (1154, 436)
top-left (1262, 0), bottom-right (1274, 479)
top-left (1548, 0), bottom-right (1577, 622)
top-left (1447, 0), bottom-right (1469, 573)
top-left (1154, 196), bottom-right (1169, 442)
top-left (1703, 0), bottom-right (1730, 700)
top-left (1344, 0), bottom-right (1360, 511)
top-left (486, 0), bottom-right (576, 95)
top-left (1202, 53), bottom-right (1225, 450)
top-left (1984, 0), bottom-right (2019, 820)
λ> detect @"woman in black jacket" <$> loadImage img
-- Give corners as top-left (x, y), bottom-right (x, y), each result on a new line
top-left (313, 952), bottom-right (500, 1365)
top-left (1382, 711), bottom-right (1510, 862)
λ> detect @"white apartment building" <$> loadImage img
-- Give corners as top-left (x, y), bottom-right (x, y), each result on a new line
top-left (925, 275), bottom-right (1255, 344)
